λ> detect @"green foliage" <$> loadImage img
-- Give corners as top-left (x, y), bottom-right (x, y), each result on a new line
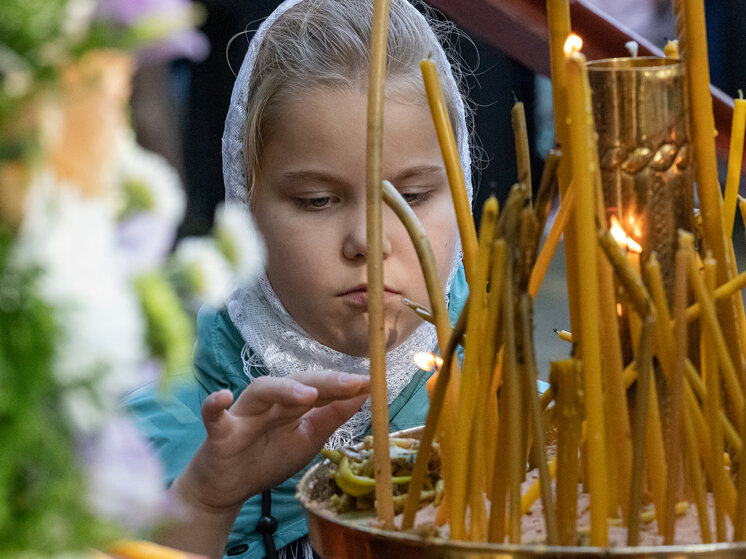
top-left (135, 271), bottom-right (195, 377)
top-left (119, 178), bottom-right (157, 219)
top-left (0, 228), bottom-right (118, 555)
top-left (215, 226), bottom-right (239, 269)
top-left (0, 0), bottom-right (68, 126)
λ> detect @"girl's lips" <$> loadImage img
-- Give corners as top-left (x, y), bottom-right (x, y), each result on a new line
top-left (339, 287), bottom-right (400, 307)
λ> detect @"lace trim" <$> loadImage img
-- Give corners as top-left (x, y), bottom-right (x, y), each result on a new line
top-left (231, 272), bottom-right (438, 450)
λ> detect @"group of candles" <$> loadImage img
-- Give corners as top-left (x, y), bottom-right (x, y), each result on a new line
top-left (363, 0), bottom-right (746, 548)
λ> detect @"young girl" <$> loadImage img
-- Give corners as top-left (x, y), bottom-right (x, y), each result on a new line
top-left (127, 0), bottom-right (472, 557)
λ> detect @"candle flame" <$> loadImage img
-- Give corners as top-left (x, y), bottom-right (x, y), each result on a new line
top-left (413, 352), bottom-right (443, 372)
top-left (564, 34), bottom-right (583, 57)
top-left (610, 216), bottom-right (643, 254)
top-left (617, 303), bottom-right (623, 316)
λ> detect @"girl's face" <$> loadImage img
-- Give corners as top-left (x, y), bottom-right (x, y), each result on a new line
top-left (252, 87), bottom-right (459, 357)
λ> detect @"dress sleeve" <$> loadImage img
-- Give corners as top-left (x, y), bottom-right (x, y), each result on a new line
top-left (123, 374), bottom-right (208, 485)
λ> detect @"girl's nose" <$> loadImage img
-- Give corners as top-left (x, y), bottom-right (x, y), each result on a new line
top-left (342, 206), bottom-right (393, 261)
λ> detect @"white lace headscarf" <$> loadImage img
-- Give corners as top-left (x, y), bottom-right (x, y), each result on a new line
top-left (223, 0), bottom-right (472, 450)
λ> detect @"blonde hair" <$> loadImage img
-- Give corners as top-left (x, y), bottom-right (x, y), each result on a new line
top-left (243, 0), bottom-right (469, 205)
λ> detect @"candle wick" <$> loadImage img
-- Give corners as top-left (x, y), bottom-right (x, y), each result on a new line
top-left (512, 90), bottom-right (518, 104)
top-left (739, 89), bottom-right (744, 100)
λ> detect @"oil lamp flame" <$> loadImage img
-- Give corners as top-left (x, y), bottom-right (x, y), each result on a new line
top-left (564, 34), bottom-right (583, 57)
top-left (610, 216), bottom-right (642, 253)
top-left (413, 352), bottom-right (443, 372)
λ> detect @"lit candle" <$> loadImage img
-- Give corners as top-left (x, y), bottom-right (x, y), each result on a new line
top-left (420, 58), bottom-right (478, 281)
top-left (547, 0), bottom-right (583, 356)
top-left (366, 0), bottom-right (394, 529)
top-left (564, 34), bottom-right (609, 546)
top-left (724, 90), bottom-right (746, 240)
top-left (382, 180), bottom-right (452, 377)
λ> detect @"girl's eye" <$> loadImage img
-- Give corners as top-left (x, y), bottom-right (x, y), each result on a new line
top-left (401, 190), bottom-right (434, 207)
top-left (295, 196), bottom-right (335, 210)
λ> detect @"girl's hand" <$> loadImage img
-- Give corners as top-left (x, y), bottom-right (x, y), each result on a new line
top-left (163, 370), bottom-right (369, 557)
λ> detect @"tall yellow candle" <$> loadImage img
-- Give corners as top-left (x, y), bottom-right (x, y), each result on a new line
top-left (680, 234), bottom-right (745, 425)
top-left (724, 90), bottom-right (746, 240)
top-left (703, 258), bottom-right (727, 541)
top-left (682, 403), bottom-right (713, 543)
top-left (663, 245), bottom-right (688, 544)
top-left (552, 359), bottom-right (582, 544)
top-left (528, 181), bottom-right (576, 298)
top-left (547, 0), bottom-right (571, 152)
top-left (564, 35), bottom-right (609, 546)
top-left (547, 0), bottom-right (583, 347)
top-left (366, 0), bottom-right (394, 529)
top-left (677, 4), bottom-right (746, 378)
top-left (454, 197), bottom-right (496, 540)
top-left (679, 0), bottom-right (733, 291)
top-left (420, 59), bottom-right (478, 281)
top-left (512, 99), bottom-right (532, 193)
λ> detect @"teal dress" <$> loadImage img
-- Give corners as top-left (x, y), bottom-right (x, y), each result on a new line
top-left (125, 268), bottom-right (469, 559)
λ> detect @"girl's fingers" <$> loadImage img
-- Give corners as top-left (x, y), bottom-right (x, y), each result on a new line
top-left (230, 376), bottom-right (319, 417)
top-left (231, 371), bottom-right (369, 418)
top-left (201, 389), bottom-right (235, 424)
top-left (292, 371), bottom-right (370, 404)
top-left (254, 377), bottom-right (369, 431)
top-left (301, 394), bottom-right (370, 443)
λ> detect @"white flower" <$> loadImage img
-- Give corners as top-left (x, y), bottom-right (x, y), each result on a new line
top-left (0, 44), bottom-right (33, 98)
top-left (112, 138), bottom-right (186, 275)
top-left (172, 236), bottom-right (234, 307)
top-left (82, 416), bottom-right (168, 532)
top-left (115, 137), bottom-right (186, 228)
top-left (13, 172), bottom-right (146, 431)
top-left (116, 211), bottom-right (178, 277)
top-left (3, 68), bottom-right (32, 98)
top-left (213, 202), bottom-right (265, 286)
top-left (61, 0), bottom-right (98, 44)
